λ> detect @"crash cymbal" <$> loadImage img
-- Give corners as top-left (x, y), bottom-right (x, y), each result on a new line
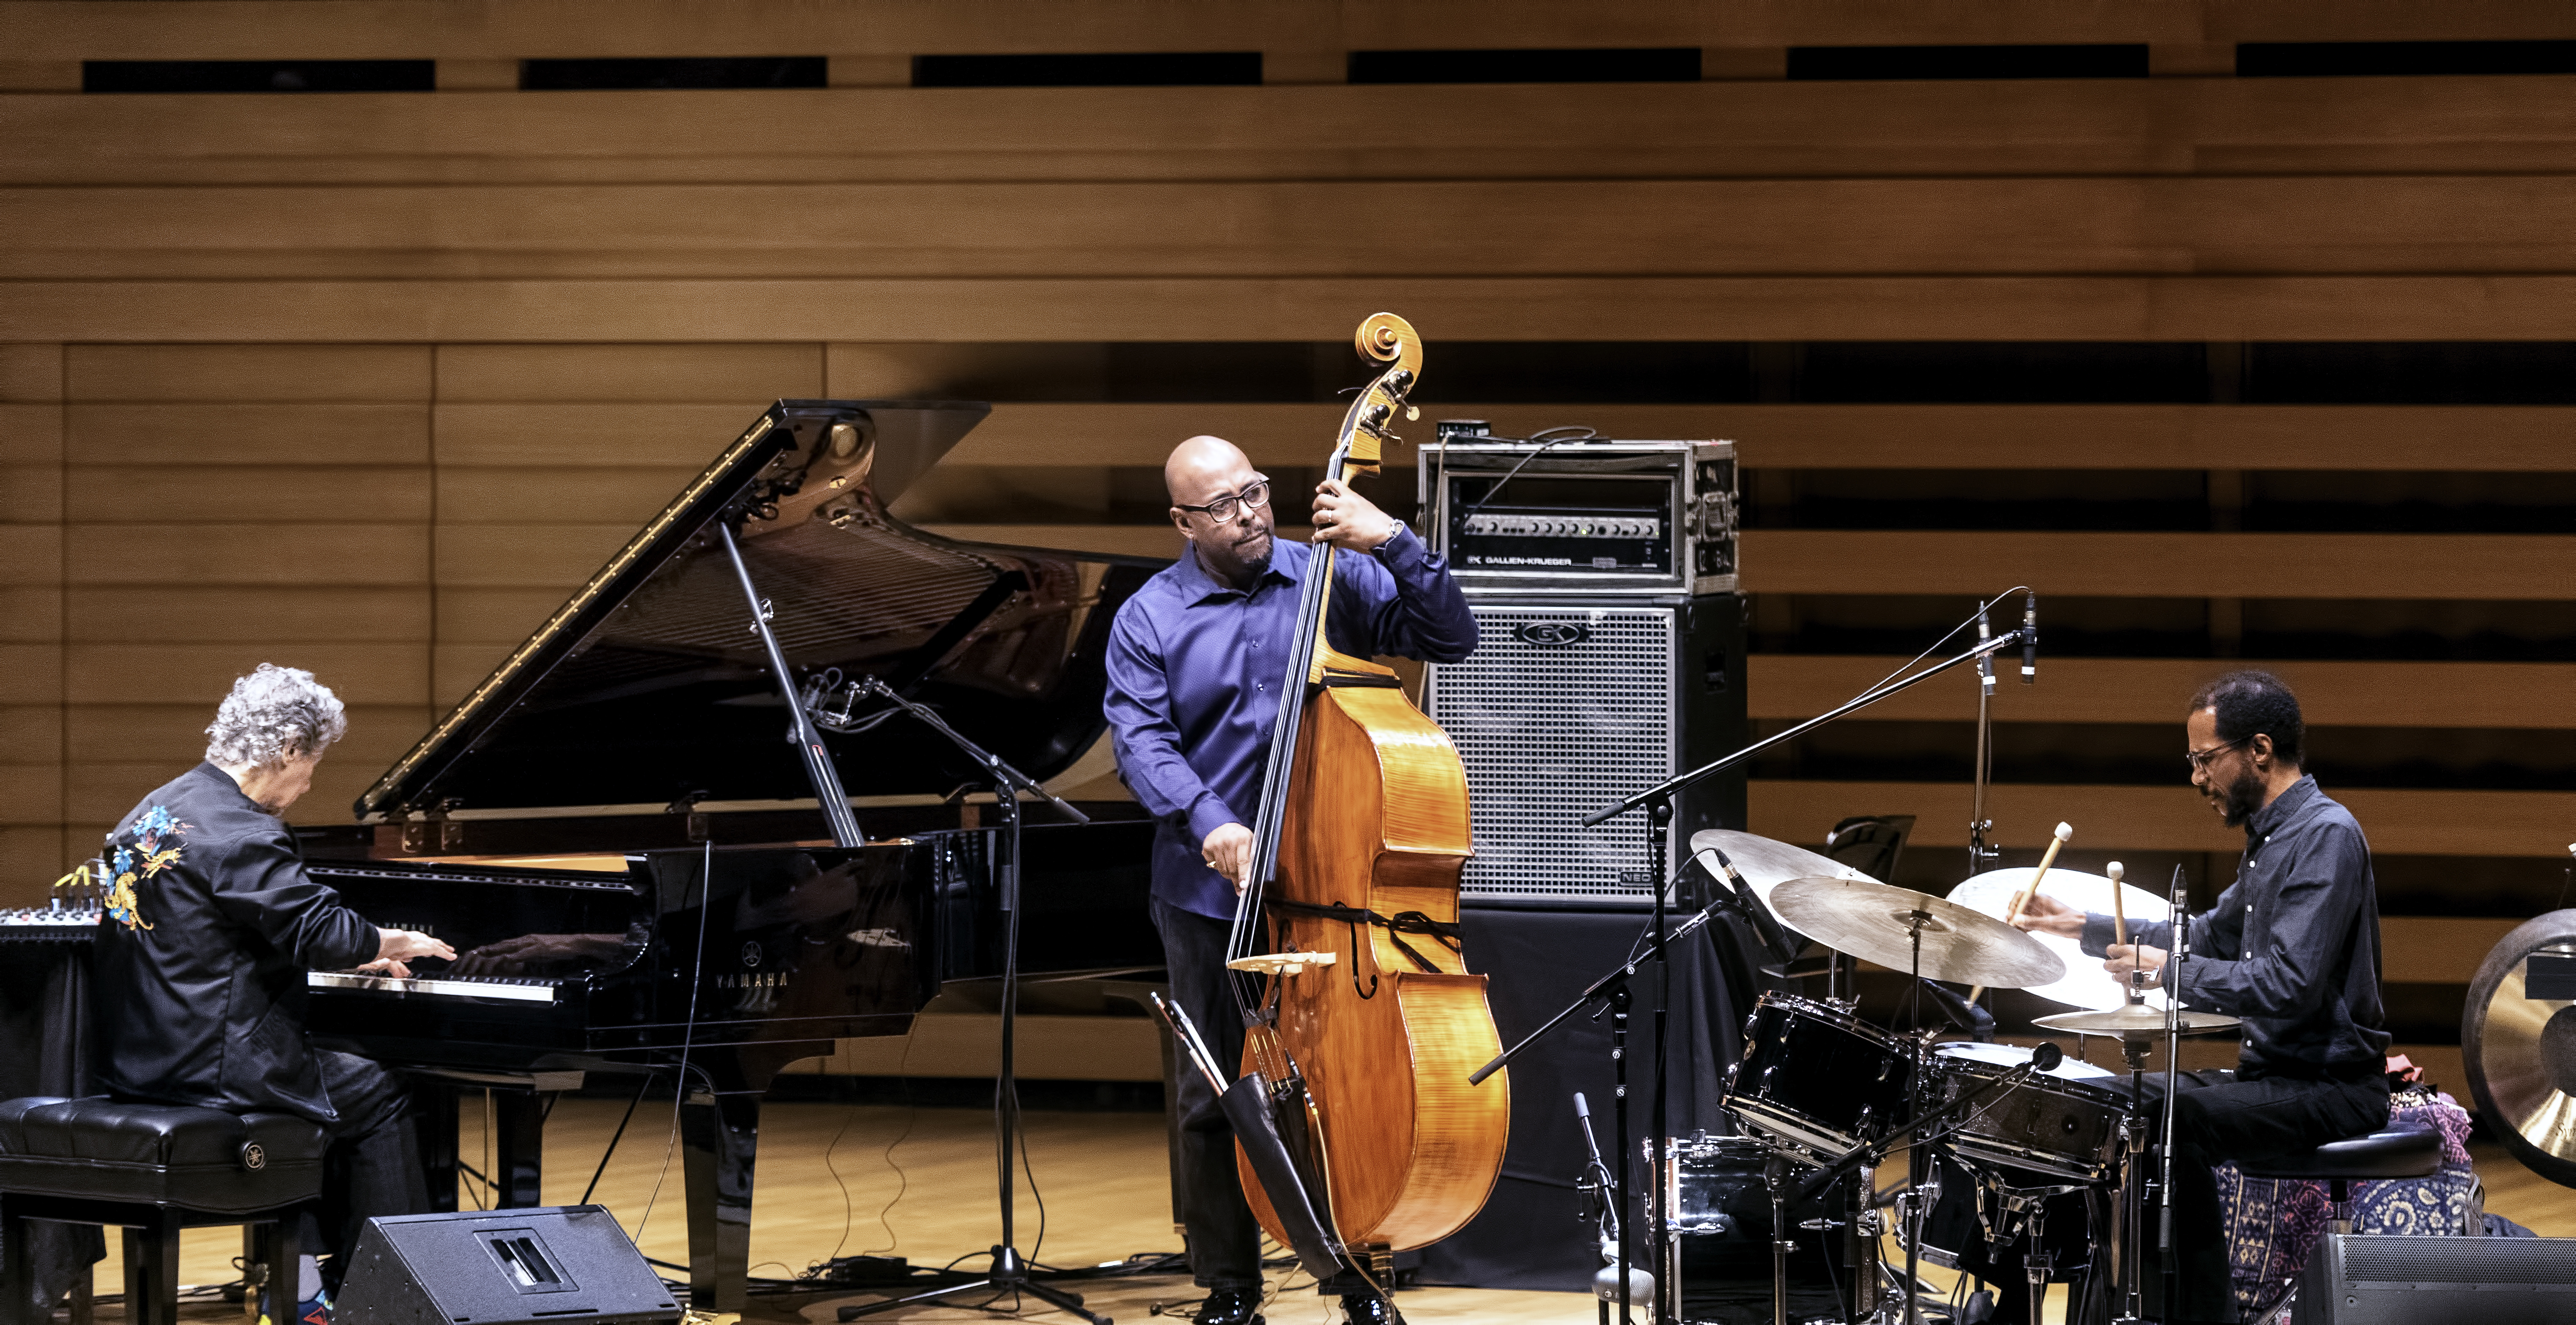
top-left (2034, 1003), bottom-right (2242, 1040)
top-left (1688, 829), bottom-right (1880, 910)
top-left (1948, 867), bottom-right (2174, 1013)
top-left (1768, 875), bottom-right (2066, 989)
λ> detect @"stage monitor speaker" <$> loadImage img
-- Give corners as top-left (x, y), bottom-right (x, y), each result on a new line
top-left (1423, 594), bottom-right (1746, 907)
top-left (2293, 1233), bottom-right (2576, 1324)
top-left (335, 1206), bottom-right (681, 1325)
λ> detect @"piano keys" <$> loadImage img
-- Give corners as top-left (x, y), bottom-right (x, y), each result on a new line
top-left (289, 400), bottom-right (1169, 1309)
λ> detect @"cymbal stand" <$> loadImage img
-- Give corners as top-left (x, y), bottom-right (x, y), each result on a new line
top-left (2156, 882), bottom-right (2190, 1320)
top-left (2113, 1032), bottom-right (2152, 1325)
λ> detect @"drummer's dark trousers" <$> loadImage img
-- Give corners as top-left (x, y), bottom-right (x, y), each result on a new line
top-left (2126, 1068), bottom-right (2390, 1324)
top-left (1153, 899), bottom-right (1378, 1299)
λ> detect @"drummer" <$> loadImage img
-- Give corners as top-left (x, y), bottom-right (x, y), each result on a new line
top-left (2012, 670), bottom-right (2389, 1323)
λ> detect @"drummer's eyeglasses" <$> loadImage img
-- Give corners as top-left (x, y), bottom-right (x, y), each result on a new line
top-left (1175, 478), bottom-right (1271, 526)
top-left (2184, 735), bottom-right (2253, 774)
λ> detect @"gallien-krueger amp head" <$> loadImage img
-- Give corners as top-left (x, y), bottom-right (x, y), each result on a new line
top-left (1419, 422), bottom-right (1737, 597)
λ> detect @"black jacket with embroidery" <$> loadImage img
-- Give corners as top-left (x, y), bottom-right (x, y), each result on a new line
top-left (92, 761), bottom-right (381, 1122)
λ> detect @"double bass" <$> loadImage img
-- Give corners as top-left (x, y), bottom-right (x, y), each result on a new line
top-left (1226, 314), bottom-right (1509, 1283)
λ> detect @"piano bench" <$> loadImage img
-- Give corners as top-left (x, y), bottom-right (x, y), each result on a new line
top-left (0, 1096), bottom-right (326, 1325)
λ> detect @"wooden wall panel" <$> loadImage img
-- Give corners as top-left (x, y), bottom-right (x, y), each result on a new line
top-left (65, 344), bottom-right (431, 402)
top-left (68, 402), bottom-right (430, 467)
top-left (16, 177), bottom-right (2576, 282)
top-left (433, 402), bottom-right (778, 468)
top-left (19, 275), bottom-right (2576, 345)
top-left (433, 343), bottom-right (822, 402)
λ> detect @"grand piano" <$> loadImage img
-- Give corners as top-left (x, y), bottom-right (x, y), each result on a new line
top-left (293, 400), bottom-right (1170, 1309)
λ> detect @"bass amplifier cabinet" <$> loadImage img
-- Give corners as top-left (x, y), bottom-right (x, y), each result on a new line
top-left (335, 1206), bottom-right (680, 1325)
top-left (2292, 1233), bottom-right (2576, 1324)
top-left (1423, 594), bottom-right (1746, 906)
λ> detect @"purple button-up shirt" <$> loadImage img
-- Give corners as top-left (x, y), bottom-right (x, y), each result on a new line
top-left (1104, 525), bottom-right (1477, 919)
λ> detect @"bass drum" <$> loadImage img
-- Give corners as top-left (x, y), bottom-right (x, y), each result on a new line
top-left (1721, 992), bottom-right (1911, 1161)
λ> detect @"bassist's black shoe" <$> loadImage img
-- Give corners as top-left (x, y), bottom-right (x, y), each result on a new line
top-left (1340, 1295), bottom-right (1404, 1325)
top-left (1195, 1287), bottom-right (1263, 1325)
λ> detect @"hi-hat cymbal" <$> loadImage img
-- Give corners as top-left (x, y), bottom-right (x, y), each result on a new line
top-left (2034, 1003), bottom-right (2242, 1040)
top-left (1768, 876), bottom-right (2066, 989)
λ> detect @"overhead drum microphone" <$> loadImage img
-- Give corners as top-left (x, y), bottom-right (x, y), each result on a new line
top-left (1976, 598), bottom-right (1996, 693)
top-left (2022, 591), bottom-right (2039, 684)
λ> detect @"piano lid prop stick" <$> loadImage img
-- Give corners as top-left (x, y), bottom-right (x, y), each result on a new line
top-left (1970, 820), bottom-right (2073, 1002)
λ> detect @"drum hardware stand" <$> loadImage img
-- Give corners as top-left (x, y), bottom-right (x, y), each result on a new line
top-left (1472, 884), bottom-right (1752, 1325)
top-left (834, 678), bottom-right (1099, 1325)
top-left (2155, 881), bottom-right (2189, 1324)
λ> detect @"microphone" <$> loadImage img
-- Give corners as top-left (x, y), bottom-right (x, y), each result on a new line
top-left (2021, 591), bottom-right (2039, 685)
top-left (2030, 1040), bottom-right (2064, 1072)
top-left (1976, 598), bottom-right (1995, 694)
top-left (1699, 849), bottom-right (1797, 970)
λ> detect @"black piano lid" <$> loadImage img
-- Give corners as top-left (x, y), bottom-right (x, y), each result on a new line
top-left (355, 400), bottom-right (1165, 824)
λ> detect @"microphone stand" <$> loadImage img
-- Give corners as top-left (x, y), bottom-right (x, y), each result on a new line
top-left (836, 678), bottom-right (1097, 1325)
top-left (1469, 890), bottom-right (1755, 1324)
top-left (2157, 882), bottom-right (2190, 1323)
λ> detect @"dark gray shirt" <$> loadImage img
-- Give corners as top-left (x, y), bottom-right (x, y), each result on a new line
top-left (2080, 775), bottom-right (2389, 1081)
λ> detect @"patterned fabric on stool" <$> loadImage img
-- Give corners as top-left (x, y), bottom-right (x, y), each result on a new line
top-left (2216, 1088), bottom-right (2471, 1322)
top-left (0, 1096), bottom-right (327, 1325)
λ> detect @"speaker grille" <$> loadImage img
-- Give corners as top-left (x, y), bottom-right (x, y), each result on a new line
top-left (1428, 604), bottom-right (1677, 903)
top-left (2341, 1235), bottom-right (2576, 1285)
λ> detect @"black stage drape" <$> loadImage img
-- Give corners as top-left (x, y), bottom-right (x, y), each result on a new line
top-left (1416, 903), bottom-right (1775, 1293)
top-left (0, 939), bottom-right (107, 1315)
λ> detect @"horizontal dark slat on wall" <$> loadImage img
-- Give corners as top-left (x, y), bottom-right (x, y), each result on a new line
top-left (920, 523), bottom-right (2576, 601)
top-left (943, 402), bottom-right (2576, 471)
top-left (16, 276), bottom-right (2576, 342)
top-left (1746, 656), bottom-right (2576, 730)
top-left (10, 78), bottom-right (2576, 183)
top-left (9, 0), bottom-right (2574, 61)
top-left (13, 176), bottom-right (2576, 279)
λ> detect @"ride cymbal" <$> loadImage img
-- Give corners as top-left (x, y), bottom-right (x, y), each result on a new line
top-left (1768, 875), bottom-right (2065, 989)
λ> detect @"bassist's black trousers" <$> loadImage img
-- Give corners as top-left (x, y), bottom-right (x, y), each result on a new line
top-left (1154, 898), bottom-right (1375, 1299)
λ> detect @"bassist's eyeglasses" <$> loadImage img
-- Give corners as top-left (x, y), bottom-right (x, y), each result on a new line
top-left (1175, 479), bottom-right (1272, 526)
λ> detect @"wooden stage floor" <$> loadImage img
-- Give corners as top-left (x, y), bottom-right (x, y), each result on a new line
top-left (87, 1093), bottom-right (2576, 1325)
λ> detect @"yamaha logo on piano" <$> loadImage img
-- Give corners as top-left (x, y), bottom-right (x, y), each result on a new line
top-left (741, 942), bottom-right (762, 967)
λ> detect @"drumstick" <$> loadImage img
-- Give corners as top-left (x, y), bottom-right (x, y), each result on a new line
top-left (2002, 821), bottom-right (2075, 926)
top-left (2107, 860), bottom-right (2127, 949)
top-left (1969, 821), bottom-right (2074, 1002)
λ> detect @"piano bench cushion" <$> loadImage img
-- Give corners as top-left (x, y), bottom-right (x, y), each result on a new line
top-left (2234, 1117), bottom-right (2443, 1183)
top-left (0, 1096), bottom-right (325, 1214)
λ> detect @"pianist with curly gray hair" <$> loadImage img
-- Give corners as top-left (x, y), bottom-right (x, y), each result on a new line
top-left (93, 663), bottom-right (455, 1325)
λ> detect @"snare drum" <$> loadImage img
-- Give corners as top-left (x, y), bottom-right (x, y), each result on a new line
top-left (1721, 993), bottom-right (1912, 1160)
top-left (1931, 1042), bottom-right (2128, 1182)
